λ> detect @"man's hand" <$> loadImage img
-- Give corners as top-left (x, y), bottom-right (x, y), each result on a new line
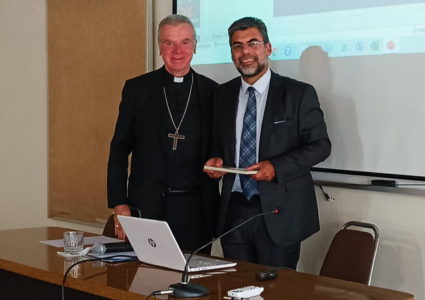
top-left (113, 204), bottom-right (131, 240)
top-left (248, 161), bottom-right (275, 181)
top-left (204, 157), bottom-right (226, 178)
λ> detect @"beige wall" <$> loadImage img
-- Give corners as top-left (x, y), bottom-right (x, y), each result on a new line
top-left (1, 1), bottom-right (424, 299)
top-left (0, 0), bottom-right (102, 233)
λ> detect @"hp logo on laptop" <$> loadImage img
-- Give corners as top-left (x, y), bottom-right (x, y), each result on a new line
top-left (148, 238), bottom-right (157, 247)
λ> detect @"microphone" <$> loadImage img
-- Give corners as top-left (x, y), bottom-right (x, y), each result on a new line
top-left (169, 207), bottom-right (281, 298)
top-left (91, 242), bottom-right (133, 255)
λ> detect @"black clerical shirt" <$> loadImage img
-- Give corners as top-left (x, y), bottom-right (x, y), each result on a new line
top-left (162, 68), bottom-right (202, 190)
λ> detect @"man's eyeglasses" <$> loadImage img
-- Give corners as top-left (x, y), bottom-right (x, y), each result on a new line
top-left (231, 41), bottom-right (265, 52)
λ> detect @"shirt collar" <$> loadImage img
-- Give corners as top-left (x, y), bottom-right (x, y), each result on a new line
top-left (240, 68), bottom-right (271, 95)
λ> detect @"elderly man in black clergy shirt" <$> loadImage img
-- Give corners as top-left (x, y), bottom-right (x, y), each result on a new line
top-left (204, 17), bottom-right (331, 269)
top-left (107, 15), bottom-right (219, 254)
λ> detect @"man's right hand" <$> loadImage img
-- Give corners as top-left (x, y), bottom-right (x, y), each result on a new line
top-left (204, 157), bottom-right (226, 178)
top-left (113, 204), bottom-right (131, 240)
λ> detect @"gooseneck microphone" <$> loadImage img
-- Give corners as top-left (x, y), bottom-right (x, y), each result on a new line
top-left (168, 207), bottom-right (281, 298)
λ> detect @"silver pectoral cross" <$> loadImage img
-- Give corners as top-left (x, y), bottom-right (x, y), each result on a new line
top-left (168, 130), bottom-right (185, 150)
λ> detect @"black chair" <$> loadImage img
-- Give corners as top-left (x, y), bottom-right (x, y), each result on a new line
top-left (319, 221), bottom-right (379, 285)
top-left (102, 207), bottom-right (141, 238)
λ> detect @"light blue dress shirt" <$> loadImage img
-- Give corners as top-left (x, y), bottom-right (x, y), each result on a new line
top-left (232, 68), bottom-right (271, 192)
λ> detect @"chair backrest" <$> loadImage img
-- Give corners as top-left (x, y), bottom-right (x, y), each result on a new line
top-left (319, 221), bottom-right (379, 285)
top-left (102, 207), bottom-right (141, 238)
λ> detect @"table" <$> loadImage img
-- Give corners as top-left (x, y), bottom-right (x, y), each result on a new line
top-left (0, 227), bottom-right (414, 300)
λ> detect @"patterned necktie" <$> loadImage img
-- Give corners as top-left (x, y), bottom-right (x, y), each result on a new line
top-left (239, 87), bottom-right (258, 200)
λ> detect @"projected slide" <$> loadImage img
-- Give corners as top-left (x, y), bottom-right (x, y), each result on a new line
top-left (273, 0), bottom-right (425, 17)
top-left (176, 0), bottom-right (425, 65)
top-left (175, 0), bottom-right (425, 183)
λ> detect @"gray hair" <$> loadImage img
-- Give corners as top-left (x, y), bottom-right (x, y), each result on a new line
top-left (157, 14), bottom-right (197, 44)
top-left (228, 17), bottom-right (270, 46)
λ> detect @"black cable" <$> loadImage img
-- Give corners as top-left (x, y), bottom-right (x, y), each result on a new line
top-left (144, 292), bottom-right (155, 300)
top-left (61, 255), bottom-right (137, 300)
top-left (144, 289), bottom-right (174, 300)
top-left (315, 183), bottom-right (335, 201)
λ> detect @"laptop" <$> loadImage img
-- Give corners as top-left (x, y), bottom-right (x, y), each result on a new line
top-left (118, 215), bottom-right (237, 272)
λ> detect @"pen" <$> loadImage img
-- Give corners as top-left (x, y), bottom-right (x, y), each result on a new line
top-left (223, 297), bottom-right (250, 300)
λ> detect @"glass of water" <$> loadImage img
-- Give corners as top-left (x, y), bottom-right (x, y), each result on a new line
top-left (63, 231), bottom-right (84, 255)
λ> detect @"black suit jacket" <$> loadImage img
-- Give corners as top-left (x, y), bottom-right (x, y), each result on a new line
top-left (210, 71), bottom-right (331, 247)
top-left (107, 67), bottom-right (219, 237)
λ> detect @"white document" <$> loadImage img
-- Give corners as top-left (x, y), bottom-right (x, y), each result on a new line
top-left (40, 235), bottom-right (122, 248)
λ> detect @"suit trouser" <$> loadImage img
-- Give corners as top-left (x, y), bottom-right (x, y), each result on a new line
top-left (221, 192), bottom-right (300, 269)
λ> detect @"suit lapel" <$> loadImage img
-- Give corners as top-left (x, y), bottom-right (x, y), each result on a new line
top-left (148, 67), bottom-right (167, 152)
top-left (260, 72), bottom-right (284, 160)
top-left (226, 79), bottom-right (241, 161)
top-left (193, 70), bottom-right (209, 159)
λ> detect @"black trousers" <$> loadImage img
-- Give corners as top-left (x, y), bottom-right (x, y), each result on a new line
top-left (221, 192), bottom-right (300, 270)
top-left (162, 192), bottom-right (212, 254)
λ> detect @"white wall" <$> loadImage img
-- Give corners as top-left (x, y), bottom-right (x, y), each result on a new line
top-left (301, 187), bottom-right (425, 299)
top-left (1, 1), bottom-right (424, 299)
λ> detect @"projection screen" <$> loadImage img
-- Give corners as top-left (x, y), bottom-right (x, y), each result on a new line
top-left (174, 0), bottom-right (425, 186)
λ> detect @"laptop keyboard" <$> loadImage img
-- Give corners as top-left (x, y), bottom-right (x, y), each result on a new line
top-left (190, 259), bottom-right (215, 267)
top-left (183, 253), bottom-right (236, 271)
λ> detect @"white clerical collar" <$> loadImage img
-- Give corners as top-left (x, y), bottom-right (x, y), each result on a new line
top-left (174, 76), bottom-right (184, 83)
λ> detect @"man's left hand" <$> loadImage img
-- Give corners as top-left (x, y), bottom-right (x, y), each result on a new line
top-left (248, 161), bottom-right (275, 181)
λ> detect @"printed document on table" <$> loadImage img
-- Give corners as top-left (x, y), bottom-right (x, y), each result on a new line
top-left (40, 236), bottom-right (122, 248)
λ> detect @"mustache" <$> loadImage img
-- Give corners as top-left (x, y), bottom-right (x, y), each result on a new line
top-left (239, 55), bottom-right (259, 64)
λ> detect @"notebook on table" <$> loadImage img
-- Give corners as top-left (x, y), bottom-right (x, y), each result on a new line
top-left (118, 215), bottom-right (237, 272)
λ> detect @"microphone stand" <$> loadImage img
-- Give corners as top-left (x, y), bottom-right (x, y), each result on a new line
top-left (169, 208), bottom-right (278, 298)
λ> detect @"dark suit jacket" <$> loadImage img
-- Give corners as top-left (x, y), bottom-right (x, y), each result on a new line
top-left (107, 66), bottom-right (219, 238)
top-left (210, 71), bottom-right (331, 247)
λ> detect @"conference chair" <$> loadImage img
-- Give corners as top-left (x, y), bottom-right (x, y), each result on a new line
top-left (319, 221), bottom-right (379, 285)
top-left (102, 207), bottom-right (142, 238)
